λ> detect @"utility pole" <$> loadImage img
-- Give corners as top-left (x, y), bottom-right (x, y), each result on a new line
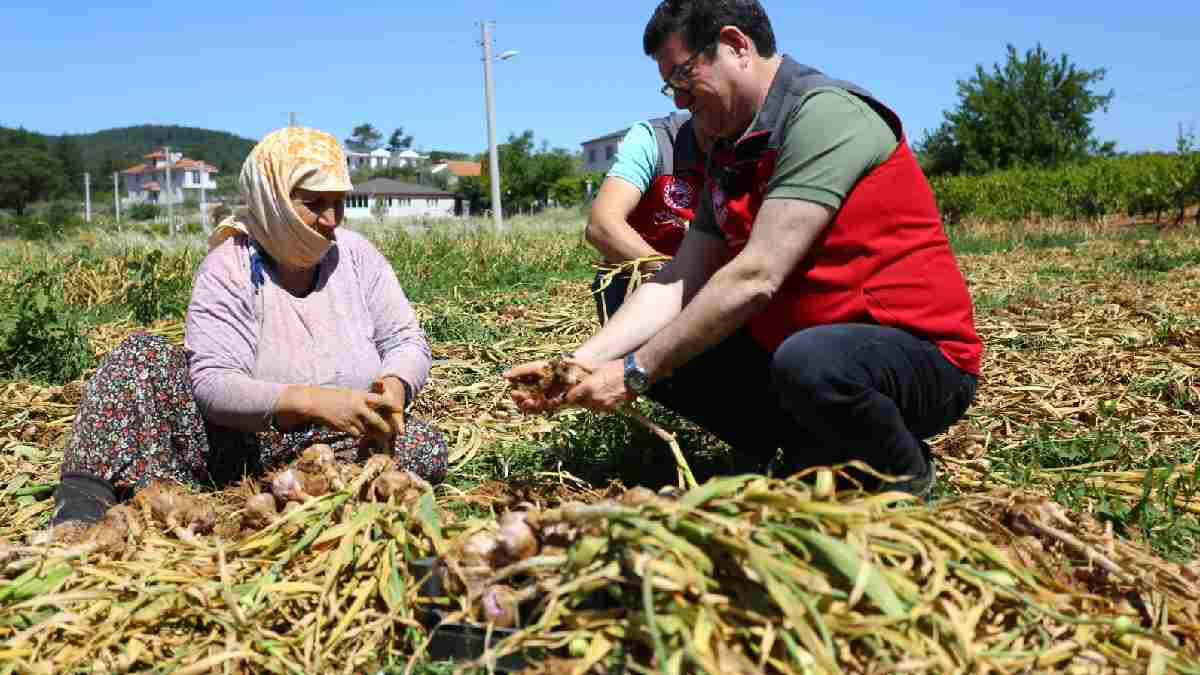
top-left (200, 166), bottom-right (208, 233)
top-left (84, 172), bottom-right (91, 224)
top-left (481, 21), bottom-right (503, 230)
top-left (113, 172), bottom-right (120, 227)
top-left (164, 146), bottom-right (175, 235)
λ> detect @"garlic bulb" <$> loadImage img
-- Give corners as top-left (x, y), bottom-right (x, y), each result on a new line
top-left (297, 443), bottom-right (335, 472)
top-left (363, 454), bottom-right (396, 476)
top-left (402, 470), bottom-right (432, 494)
top-left (243, 493), bottom-right (278, 530)
top-left (90, 507), bottom-right (133, 556)
top-left (619, 486), bottom-right (657, 506)
top-left (140, 483), bottom-right (179, 522)
top-left (498, 511), bottom-right (539, 562)
top-left (459, 531), bottom-right (502, 569)
top-left (179, 499), bottom-right (216, 534)
top-left (296, 469), bottom-right (330, 497)
top-left (480, 585), bottom-right (519, 627)
top-left (369, 471), bottom-right (413, 502)
top-left (271, 469), bottom-right (308, 504)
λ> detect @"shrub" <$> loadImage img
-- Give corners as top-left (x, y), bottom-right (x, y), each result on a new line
top-left (0, 269), bottom-right (94, 382)
top-left (45, 200), bottom-right (81, 227)
top-left (931, 152), bottom-right (1200, 224)
top-left (128, 202), bottom-right (162, 221)
top-left (125, 249), bottom-right (193, 324)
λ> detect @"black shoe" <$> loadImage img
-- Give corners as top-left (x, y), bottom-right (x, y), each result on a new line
top-left (51, 473), bottom-right (116, 526)
top-left (890, 442), bottom-right (936, 501)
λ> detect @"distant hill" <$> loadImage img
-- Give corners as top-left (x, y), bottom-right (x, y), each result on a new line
top-left (0, 124), bottom-right (255, 200)
top-left (67, 125), bottom-right (256, 174)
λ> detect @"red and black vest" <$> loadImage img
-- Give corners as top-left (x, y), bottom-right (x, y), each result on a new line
top-left (708, 57), bottom-right (982, 375)
top-left (625, 114), bottom-right (706, 256)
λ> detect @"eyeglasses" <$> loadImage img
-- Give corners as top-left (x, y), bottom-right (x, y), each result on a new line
top-left (659, 37), bottom-right (718, 100)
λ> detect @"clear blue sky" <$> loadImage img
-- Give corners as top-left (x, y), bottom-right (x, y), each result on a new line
top-left (2, 0), bottom-right (1197, 156)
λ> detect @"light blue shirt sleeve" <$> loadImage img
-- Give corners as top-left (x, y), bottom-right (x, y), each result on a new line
top-left (605, 121), bottom-right (659, 194)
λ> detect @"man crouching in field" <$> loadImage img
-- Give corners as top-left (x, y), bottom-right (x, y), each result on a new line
top-left (506, 0), bottom-right (982, 498)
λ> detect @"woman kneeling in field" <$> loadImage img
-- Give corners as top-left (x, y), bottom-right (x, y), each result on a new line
top-left (51, 126), bottom-right (447, 527)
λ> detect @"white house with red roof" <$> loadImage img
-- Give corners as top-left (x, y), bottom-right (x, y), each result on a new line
top-left (121, 149), bottom-right (218, 205)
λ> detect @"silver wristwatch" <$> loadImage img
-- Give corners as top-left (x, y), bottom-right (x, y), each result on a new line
top-left (623, 353), bottom-right (651, 394)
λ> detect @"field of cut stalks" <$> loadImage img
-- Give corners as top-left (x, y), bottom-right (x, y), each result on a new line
top-left (1, 212), bottom-right (1199, 674)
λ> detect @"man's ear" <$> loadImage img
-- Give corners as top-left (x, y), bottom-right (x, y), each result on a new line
top-left (719, 25), bottom-right (754, 59)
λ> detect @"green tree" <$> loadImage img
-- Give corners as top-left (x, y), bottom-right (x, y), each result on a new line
top-left (215, 174), bottom-right (240, 202)
top-left (0, 126), bottom-right (49, 151)
top-left (3, 123), bottom-right (254, 180)
top-left (548, 170), bottom-right (605, 207)
top-left (346, 123), bottom-right (383, 152)
top-left (0, 147), bottom-right (63, 215)
top-left (429, 150), bottom-right (470, 164)
top-left (98, 148), bottom-right (119, 178)
top-left (454, 176), bottom-right (487, 215)
top-left (481, 131), bottom-right (578, 212)
top-left (52, 136), bottom-right (85, 196)
top-left (549, 175), bottom-right (584, 206)
top-left (386, 128), bottom-right (414, 153)
top-left (917, 44), bottom-right (1114, 175)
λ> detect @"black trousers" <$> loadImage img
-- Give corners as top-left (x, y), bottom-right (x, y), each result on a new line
top-left (590, 270), bottom-right (635, 325)
top-left (593, 276), bottom-right (976, 481)
top-left (592, 270), bottom-right (779, 457)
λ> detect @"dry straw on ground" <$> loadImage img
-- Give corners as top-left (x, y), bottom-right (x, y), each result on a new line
top-left (2, 228), bottom-right (1200, 672)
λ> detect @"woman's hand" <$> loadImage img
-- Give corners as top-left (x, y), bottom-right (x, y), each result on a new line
top-left (275, 385), bottom-right (395, 448)
top-left (372, 377), bottom-right (408, 443)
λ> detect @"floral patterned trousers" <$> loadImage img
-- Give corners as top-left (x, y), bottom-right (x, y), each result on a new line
top-left (60, 333), bottom-right (448, 495)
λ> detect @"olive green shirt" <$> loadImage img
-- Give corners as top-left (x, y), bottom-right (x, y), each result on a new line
top-left (696, 87), bottom-right (898, 234)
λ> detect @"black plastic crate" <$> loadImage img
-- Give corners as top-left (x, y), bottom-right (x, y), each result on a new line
top-left (409, 558), bottom-right (530, 672)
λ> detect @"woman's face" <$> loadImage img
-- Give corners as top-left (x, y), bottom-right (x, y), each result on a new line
top-left (291, 188), bottom-right (346, 239)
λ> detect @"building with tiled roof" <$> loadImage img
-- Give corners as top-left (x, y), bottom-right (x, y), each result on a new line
top-left (121, 149), bottom-right (219, 205)
top-left (431, 160), bottom-right (481, 187)
top-left (345, 177), bottom-right (461, 219)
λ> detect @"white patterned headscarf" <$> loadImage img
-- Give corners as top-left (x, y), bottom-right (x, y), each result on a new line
top-left (209, 126), bottom-right (353, 270)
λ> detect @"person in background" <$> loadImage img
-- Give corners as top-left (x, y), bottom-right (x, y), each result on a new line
top-left (52, 126), bottom-right (448, 528)
top-left (585, 113), bottom-right (706, 322)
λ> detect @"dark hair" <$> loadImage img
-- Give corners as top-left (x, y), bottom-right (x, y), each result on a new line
top-left (643, 0), bottom-right (777, 58)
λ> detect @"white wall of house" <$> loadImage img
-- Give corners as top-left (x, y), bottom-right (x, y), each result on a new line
top-left (581, 136), bottom-right (622, 173)
top-left (124, 164), bottom-right (217, 205)
top-left (344, 194), bottom-right (456, 219)
top-left (391, 150), bottom-right (427, 168)
top-left (346, 149), bottom-right (401, 173)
